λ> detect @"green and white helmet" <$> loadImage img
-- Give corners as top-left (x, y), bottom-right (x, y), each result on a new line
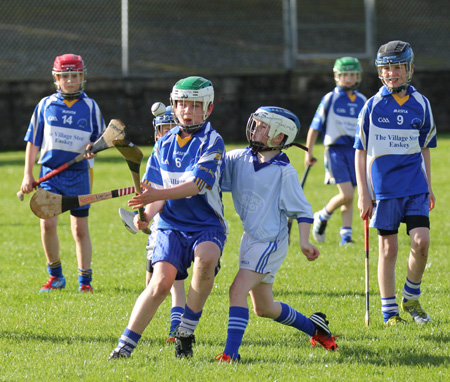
top-left (333, 57), bottom-right (362, 90)
top-left (170, 76), bottom-right (214, 133)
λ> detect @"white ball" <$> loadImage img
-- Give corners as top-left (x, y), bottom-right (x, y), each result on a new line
top-left (151, 102), bottom-right (166, 117)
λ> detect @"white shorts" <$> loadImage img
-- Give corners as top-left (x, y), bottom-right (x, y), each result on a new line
top-left (146, 222), bottom-right (158, 261)
top-left (239, 232), bottom-right (288, 284)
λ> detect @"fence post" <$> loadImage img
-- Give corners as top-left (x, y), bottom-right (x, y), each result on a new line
top-left (282, 0), bottom-right (296, 71)
top-left (121, 0), bottom-right (129, 76)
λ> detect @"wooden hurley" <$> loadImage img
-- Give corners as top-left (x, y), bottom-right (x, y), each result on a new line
top-left (30, 187), bottom-right (135, 219)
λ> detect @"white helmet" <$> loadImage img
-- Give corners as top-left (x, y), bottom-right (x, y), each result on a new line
top-left (246, 106), bottom-right (300, 152)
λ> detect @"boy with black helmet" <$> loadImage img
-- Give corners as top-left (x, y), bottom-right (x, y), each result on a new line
top-left (354, 41), bottom-right (436, 325)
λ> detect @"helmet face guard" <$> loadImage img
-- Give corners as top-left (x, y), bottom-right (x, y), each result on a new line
top-left (170, 76), bottom-right (214, 134)
top-left (246, 106), bottom-right (300, 152)
top-left (52, 54), bottom-right (86, 99)
top-left (153, 106), bottom-right (175, 141)
top-left (333, 57), bottom-right (362, 91)
top-left (375, 40), bottom-right (414, 93)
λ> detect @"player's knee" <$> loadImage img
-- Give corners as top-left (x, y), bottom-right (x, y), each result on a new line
top-left (411, 235), bottom-right (429, 255)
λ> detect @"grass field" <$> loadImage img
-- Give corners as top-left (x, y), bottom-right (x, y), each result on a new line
top-left (1, 139), bottom-right (449, 381)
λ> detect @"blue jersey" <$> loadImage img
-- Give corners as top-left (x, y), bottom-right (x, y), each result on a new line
top-left (142, 122), bottom-right (227, 233)
top-left (354, 85), bottom-right (436, 200)
top-left (24, 92), bottom-right (105, 172)
top-left (222, 148), bottom-right (313, 242)
top-left (310, 86), bottom-right (367, 147)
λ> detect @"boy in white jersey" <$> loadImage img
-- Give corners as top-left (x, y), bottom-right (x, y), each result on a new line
top-left (215, 107), bottom-right (338, 363)
top-left (119, 105), bottom-right (187, 343)
top-left (354, 41), bottom-right (436, 325)
top-left (20, 54), bottom-right (105, 293)
top-left (305, 57), bottom-right (367, 245)
top-left (109, 76), bottom-right (227, 360)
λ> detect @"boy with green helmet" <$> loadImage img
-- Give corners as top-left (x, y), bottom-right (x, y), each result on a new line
top-left (305, 57), bottom-right (367, 245)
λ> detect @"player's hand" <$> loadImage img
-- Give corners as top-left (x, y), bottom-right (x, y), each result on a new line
top-left (301, 243), bottom-right (320, 261)
top-left (84, 143), bottom-right (97, 159)
top-left (128, 185), bottom-right (161, 208)
top-left (428, 189), bottom-right (436, 211)
top-left (358, 193), bottom-right (373, 220)
top-left (304, 154), bottom-right (317, 167)
top-left (20, 174), bottom-right (36, 194)
top-left (133, 213), bottom-right (149, 230)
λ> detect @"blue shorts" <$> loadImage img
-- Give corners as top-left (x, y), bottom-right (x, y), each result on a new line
top-left (152, 229), bottom-right (226, 281)
top-left (40, 167), bottom-right (92, 217)
top-left (324, 145), bottom-right (356, 186)
top-left (371, 194), bottom-right (429, 234)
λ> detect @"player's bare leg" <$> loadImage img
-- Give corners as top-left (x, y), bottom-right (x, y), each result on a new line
top-left (128, 261), bottom-right (177, 334)
top-left (71, 215), bottom-right (93, 292)
top-left (41, 216), bottom-right (60, 264)
top-left (185, 241), bottom-right (221, 312)
top-left (401, 226), bottom-right (431, 324)
top-left (175, 241), bottom-right (220, 358)
top-left (39, 216), bottom-right (66, 292)
top-left (378, 234), bottom-right (405, 324)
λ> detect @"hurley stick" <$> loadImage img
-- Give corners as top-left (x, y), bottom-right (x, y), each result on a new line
top-left (30, 187), bottom-right (136, 219)
top-left (364, 217), bottom-right (370, 327)
top-left (113, 139), bottom-right (151, 234)
top-left (17, 119), bottom-right (126, 201)
top-left (287, 158), bottom-right (316, 241)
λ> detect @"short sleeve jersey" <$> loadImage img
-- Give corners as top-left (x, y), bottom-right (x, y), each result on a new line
top-left (354, 85), bottom-right (437, 200)
top-left (24, 92), bottom-right (105, 171)
top-left (310, 87), bottom-right (367, 147)
top-left (142, 122), bottom-right (227, 233)
top-left (222, 147), bottom-right (313, 242)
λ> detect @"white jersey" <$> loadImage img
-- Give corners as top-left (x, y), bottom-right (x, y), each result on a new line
top-left (222, 148), bottom-right (313, 242)
top-left (354, 85), bottom-right (436, 200)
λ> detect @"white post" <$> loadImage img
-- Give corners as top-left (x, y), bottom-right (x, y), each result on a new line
top-left (121, 0), bottom-right (129, 76)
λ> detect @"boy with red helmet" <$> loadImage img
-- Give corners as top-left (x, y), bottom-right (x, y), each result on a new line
top-left (20, 54), bottom-right (105, 293)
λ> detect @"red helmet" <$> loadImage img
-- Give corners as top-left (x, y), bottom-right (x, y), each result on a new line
top-left (52, 54), bottom-right (87, 98)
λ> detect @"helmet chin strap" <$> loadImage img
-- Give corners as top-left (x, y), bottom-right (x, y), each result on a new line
top-left (250, 141), bottom-right (308, 153)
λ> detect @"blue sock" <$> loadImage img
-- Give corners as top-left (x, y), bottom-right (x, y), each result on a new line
top-left (402, 277), bottom-right (421, 302)
top-left (340, 227), bottom-right (352, 242)
top-left (78, 268), bottom-right (92, 286)
top-left (47, 260), bottom-right (63, 278)
top-left (381, 296), bottom-right (399, 322)
top-left (274, 302), bottom-right (315, 336)
top-left (115, 327), bottom-right (141, 356)
top-left (224, 306), bottom-right (248, 359)
top-left (179, 305), bottom-right (202, 335)
top-left (169, 306), bottom-right (184, 336)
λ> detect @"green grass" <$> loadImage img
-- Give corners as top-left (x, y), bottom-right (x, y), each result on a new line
top-left (1, 138), bottom-right (449, 381)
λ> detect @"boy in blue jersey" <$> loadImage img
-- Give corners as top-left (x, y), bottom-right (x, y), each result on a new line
top-left (109, 76), bottom-right (227, 360)
top-left (20, 54), bottom-right (105, 293)
top-left (305, 57), bottom-right (367, 245)
top-left (119, 104), bottom-right (187, 343)
top-left (354, 41), bottom-right (436, 325)
top-left (215, 107), bottom-right (338, 364)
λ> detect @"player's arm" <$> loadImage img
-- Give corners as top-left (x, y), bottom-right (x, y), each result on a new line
top-left (128, 180), bottom-right (200, 209)
top-left (298, 221), bottom-right (319, 261)
top-left (355, 149), bottom-right (373, 220)
top-left (20, 142), bottom-right (40, 194)
top-left (304, 128), bottom-right (320, 166)
top-left (421, 147), bottom-right (435, 211)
